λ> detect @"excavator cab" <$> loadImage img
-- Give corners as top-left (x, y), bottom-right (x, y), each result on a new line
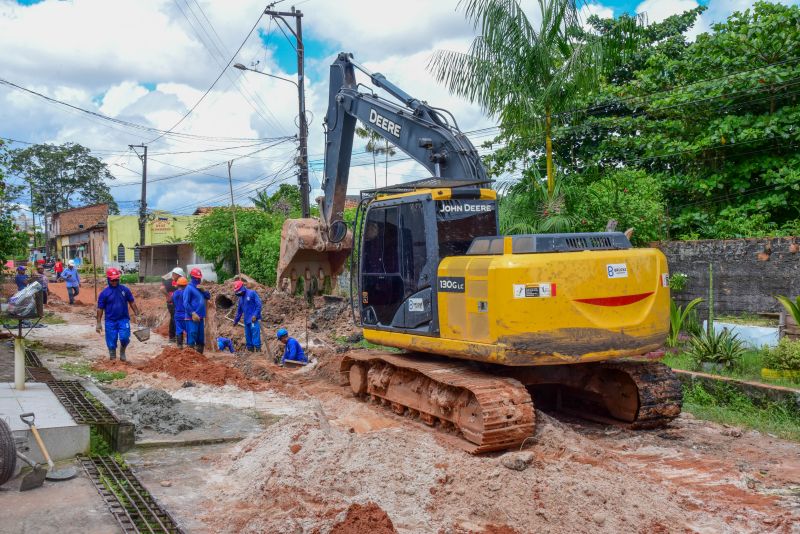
top-left (356, 180), bottom-right (496, 334)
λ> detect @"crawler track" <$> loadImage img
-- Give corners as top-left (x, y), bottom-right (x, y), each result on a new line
top-left (341, 352), bottom-right (535, 453)
top-left (606, 361), bottom-right (683, 429)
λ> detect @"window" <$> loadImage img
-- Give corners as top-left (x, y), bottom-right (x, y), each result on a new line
top-left (362, 207), bottom-right (399, 274)
top-left (133, 243), bottom-right (140, 262)
top-left (436, 200), bottom-right (497, 259)
top-left (117, 244), bottom-right (126, 263)
top-left (399, 202), bottom-right (427, 289)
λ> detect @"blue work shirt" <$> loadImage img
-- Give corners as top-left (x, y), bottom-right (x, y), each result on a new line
top-left (62, 267), bottom-right (80, 288)
top-left (217, 337), bottom-right (235, 353)
top-left (183, 278), bottom-right (210, 318)
top-left (97, 283), bottom-right (135, 322)
top-left (234, 289), bottom-right (262, 324)
top-left (14, 274), bottom-right (27, 291)
top-left (173, 288), bottom-right (186, 320)
top-left (282, 337), bottom-right (307, 364)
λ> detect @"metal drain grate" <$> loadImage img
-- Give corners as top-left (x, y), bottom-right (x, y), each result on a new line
top-left (24, 348), bottom-right (43, 368)
top-left (48, 380), bottom-right (119, 424)
top-left (80, 456), bottom-right (184, 534)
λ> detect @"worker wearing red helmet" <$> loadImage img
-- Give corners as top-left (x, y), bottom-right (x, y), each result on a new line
top-left (96, 267), bottom-right (141, 361)
top-left (182, 267), bottom-right (211, 353)
top-left (233, 279), bottom-right (262, 352)
top-left (172, 277), bottom-right (189, 347)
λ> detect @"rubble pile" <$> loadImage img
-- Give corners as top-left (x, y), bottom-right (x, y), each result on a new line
top-left (105, 387), bottom-right (201, 437)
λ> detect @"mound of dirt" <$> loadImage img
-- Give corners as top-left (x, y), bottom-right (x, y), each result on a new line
top-left (104, 387), bottom-right (202, 437)
top-left (138, 346), bottom-right (265, 390)
top-left (330, 502), bottom-right (396, 534)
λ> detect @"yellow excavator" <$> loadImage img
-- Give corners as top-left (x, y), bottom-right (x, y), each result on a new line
top-left (277, 53), bottom-right (681, 452)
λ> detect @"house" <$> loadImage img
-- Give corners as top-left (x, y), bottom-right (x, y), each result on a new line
top-left (106, 212), bottom-right (197, 266)
top-left (49, 203), bottom-right (109, 264)
top-left (137, 242), bottom-right (208, 278)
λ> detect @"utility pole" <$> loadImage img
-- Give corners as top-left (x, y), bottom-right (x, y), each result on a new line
top-left (265, 5), bottom-right (310, 218)
top-left (227, 161), bottom-right (242, 276)
top-left (130, 144), bottom-right (147, 281)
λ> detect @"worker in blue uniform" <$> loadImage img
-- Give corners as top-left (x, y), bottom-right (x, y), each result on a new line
top-left (14, 266), bottom-right (28, 290)
top-left (172, 277), bottom-right (188, 347)
top-left (277, 328), bottom-right (307, 366)
top-left (183, 268), bottom-right (210, 354)
top-left (96, 267), bottom-right (141, 361)
top-left (232, 280), bottom-right (262, 352)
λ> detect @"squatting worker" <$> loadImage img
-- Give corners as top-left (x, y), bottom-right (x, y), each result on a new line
top-left (62, 260), bottom-right (81, 305)
top-left (161, 267), bottom-right (185, 343)
top-left (96, 267), bottom-right (141, 362)
top-left (232, 280), bottom-right (262, 352)
top-left (54, 257), bottom-right (64, 281)
top-left (277, 328), bottom-right (307, 367)
top-left (183, 268), bottom-right (210, 354)
top-left (172, 276), bottom-right (188, 347)
top-left (14, 265), bottom-right (27, 291)
top-left (32, 264), bottom-right (49, 305)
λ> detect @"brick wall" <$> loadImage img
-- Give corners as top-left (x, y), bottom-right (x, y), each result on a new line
top-left (55, 204), bottom-right (108, 235)
top-left (654, 237), bottom-right (800, 315)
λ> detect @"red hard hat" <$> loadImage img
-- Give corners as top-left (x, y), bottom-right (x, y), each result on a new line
top-left (36, 259), bottom-right (45, 264)
top-left (233, 280), bottom-right (244, 292)
top-left (190, 267), bottom-right (202, 279)
top-left (106, 267), bottom-right (121, 280)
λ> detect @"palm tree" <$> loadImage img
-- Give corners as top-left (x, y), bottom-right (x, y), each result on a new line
top-left (356, 122), bottom-right (397, 188)
top-left (250, 189), bottom-right (270, 211)
top-left (430, 0), bottom-right (635, 193)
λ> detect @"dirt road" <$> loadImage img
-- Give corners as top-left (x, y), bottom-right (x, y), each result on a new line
top-left (21, 294), bottom-right (800, 534)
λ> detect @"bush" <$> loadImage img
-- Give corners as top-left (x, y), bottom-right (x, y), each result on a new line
top-left (762, 338), bottom-right (800, 371)
top-left (241, 230), bottom-right (282, 287)
top-left (120, 274), bottom-right (138, 284)
top-left (687, 328), bottom-right (747, 369)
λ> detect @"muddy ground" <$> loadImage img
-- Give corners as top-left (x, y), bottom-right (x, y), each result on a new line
top-left (14, 282), bottom-right (800, 534)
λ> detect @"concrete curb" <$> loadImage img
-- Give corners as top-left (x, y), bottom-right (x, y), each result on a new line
top-left (673, 369), bottom-right (800, 408)
top-left (134, 435), bottom-right (245, 449)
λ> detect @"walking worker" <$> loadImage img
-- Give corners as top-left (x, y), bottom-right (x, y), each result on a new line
top-left (62, 260), bottom-right (81, 305)
top-left (277, 328), bottom-right (307, 366)
top-left (172, 276), bottom-right (188, 347)
top-left (161, 267), bottom-right (185, 343)
top-left (96, 267), bottom-right (141, 361)
top-left (32, 264), bottom-right (49, 305)
top-left (14, 265), bottom-right (28, 291)
top-left (183, 267), bottom-right (210, 354)
top-left (232, 280), bottom-right (262, 352)
top-left (54, 257), bottom-right (64, 281)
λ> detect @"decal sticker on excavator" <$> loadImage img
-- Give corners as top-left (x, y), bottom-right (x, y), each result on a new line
top-left (438, 277), bottom-right (465, 293)
top-left (607, 263), bottom-right (628, 278)
top-left (408, 298), bottom-right (424, 312)
top-left (513, 283), bottom-right (556, 298)
top-left (662, 273), bottom-right (670, 287)
top-left (362, 291), bottom-right (369, 304)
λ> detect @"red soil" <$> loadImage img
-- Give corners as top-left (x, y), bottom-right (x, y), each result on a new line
top-left (136, 346), bottom-right (266, 390)
top-left (330, 502), bottom-right (396, 534)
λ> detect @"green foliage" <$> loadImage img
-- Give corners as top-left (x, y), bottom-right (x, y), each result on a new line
top-left (774, 295), bottom-right (800, 327)
top-left (498, 175), bottom-right (576, 234)
top-left (687, 328), bottom-right (747, 369)
top-left (61, 362), bottom-right (126, 383)
top-left (762, 338), bottom-right (800, 372)
top-left (682, 381), bottom-right (800, 441)
top-left (250, 184), bottom-right (302, 216)
top-left (0, 142), bottom-right (29, 259)
top-left (120, 274), bottom-right (138, 284)
top-left (667, 297), bottom-right (704, 347)
top-left (669, 273), bottom-right (688, 292)
top-left (90, 427), bottom-right (113, 456)
top-left (241, 231), bottom-right (282, 286)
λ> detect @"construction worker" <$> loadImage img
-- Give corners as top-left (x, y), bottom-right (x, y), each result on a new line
top-left (14, 266), bottom-right (28, 291)
top-left (277, 328), bottom-right (307, 366)
top-left (183, 267), bottom-right (210, 354)
top-left (161, 267), bottom-right (185, 343)
top-left (216, 336), bottom-right (235, 353)
top-left (232, 280), bottom-right (262, 352)
top-left (62, 260), bottom-right (81, 305)
top-left (96, 267), bottom-right (141, 361)
top-left (32, 264), bottom-right (49, 305)
top-left (54, 257), bottom-right (64, 281)
top-left (172, 276), bottom-right (188, 347)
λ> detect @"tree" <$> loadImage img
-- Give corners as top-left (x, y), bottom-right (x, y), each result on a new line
top-left (250, 184), bottom-right (302, 216)
top-left (356, 122), bottom-right (397, 188)
top-left (0, 141), bottom-right (29, 259)
top-left (3, 143), bottom-right (119, 233)
top-left (430, 0), bottom-right (636, 193)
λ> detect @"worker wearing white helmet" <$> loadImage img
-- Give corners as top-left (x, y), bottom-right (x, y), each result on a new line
top-left (161, 267), bottom-right (186, 343)
top-left (62, 260), bottom-right (81, 305)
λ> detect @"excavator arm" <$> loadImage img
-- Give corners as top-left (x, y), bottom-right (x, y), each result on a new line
top-left (277, 52), bottom-right (487, 289)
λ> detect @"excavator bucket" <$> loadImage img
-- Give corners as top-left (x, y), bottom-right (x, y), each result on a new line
top-left (277, 218), bottom-right (353, 293)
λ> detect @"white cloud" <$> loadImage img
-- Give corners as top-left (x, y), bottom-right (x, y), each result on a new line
top-left (636, 0), bottom-right (699, 24)
top-left (581, 2), bottom-right (614, 26)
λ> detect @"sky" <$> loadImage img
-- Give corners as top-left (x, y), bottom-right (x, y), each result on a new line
top-left (0, 0), bottom-right (792, 216)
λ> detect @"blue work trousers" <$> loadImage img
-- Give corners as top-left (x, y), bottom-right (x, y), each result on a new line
top-left (105, 319), bottom-right (131, 350)
top-left (244, 320), bottom-right (261, 350)
top-left (186, 318), bottom-right (205, 347)
top-left (67, 286), bottom-right (79, 304)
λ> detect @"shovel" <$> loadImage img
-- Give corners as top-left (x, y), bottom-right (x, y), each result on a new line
top-left (15, 450), bottom-right (46, 491)
top-left (19, 413), bottom-right (77, 481)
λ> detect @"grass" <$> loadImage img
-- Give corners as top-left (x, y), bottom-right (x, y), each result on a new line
top-left (682, 382), bottom-right (800, 441)
top-left (715, 312), bottom-right (778, 327)
top-left (663, 349), bottom-right (800, 389)
top-left (38, 311), bottom-right (66, 325)
top-left (90, 427), bottom-right (113, 456)
top-left (61, 362), bottom-right (126, 383)
top-left (334, 336), bottom-right (403, 353)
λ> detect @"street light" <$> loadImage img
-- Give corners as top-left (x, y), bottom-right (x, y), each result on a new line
top-left (232, 63), bottom-right (297, 88)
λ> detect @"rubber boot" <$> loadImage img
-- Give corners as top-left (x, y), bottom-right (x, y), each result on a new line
top-left (196, 344), bottom-right (205, 355)
top-left (177, 336), bottom-right (183, 348)
top-left (253, 346), bottom-right (261, 353)
top-left (119, 345), bottom-right (127, 362)
top-left (108, 348), bottom-right (116, 360)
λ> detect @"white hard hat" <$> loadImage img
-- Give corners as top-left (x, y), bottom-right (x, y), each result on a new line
top-left (171, 267), bottom-right (186, 277)
top-left (68, 260), bottom-right (75, 267)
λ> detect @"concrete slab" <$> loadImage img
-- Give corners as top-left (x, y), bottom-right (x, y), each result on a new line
top-left (0, 382), bottom-right (90, 464)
